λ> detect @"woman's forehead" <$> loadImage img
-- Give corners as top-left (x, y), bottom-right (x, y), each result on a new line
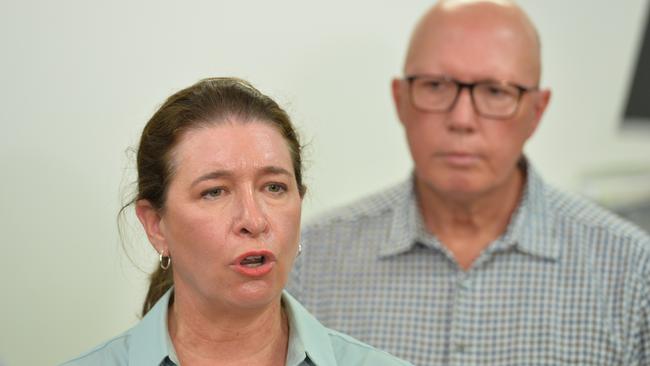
top-left (170, 122), bottom-right (293, 177)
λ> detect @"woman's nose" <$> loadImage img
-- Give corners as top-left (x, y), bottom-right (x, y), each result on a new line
top-left (233, 192), bottom-right (269, 237)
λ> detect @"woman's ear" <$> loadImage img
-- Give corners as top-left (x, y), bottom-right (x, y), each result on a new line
top-left (135, 199), bottom-right (167, 254)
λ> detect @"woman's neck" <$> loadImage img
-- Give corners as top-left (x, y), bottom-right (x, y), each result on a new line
top-left (168, 291), bottom-right (289, 366)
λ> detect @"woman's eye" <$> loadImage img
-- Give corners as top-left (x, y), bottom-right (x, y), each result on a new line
top-left (202, 188), bottom-right (223, 199)
top-left (266, 183), bottom-right (287, 194)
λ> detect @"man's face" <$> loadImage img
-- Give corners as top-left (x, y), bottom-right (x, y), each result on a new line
top-left (393, 8), bottom-right (550, 201)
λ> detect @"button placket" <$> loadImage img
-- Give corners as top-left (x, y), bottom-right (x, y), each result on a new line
top-left (448, 271), bottom-right (475, 365)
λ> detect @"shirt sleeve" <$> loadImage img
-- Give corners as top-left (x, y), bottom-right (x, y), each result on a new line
top-left (633, 240), bottom-right (650, 365)
top-left (626, 239), bottom-right (650, 366)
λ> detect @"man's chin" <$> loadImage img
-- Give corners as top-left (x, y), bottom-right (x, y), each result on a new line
top-left (421, 178), bottom-right (485, 199)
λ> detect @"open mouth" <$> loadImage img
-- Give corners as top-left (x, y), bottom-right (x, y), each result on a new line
top-left (231, 250), bottom-right (276, 277)
top-left (239, 255), bottom-right (265, 268)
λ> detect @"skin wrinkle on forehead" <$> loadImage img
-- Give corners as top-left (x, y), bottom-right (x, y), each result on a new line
top-left (404, 0), bottom-right (542, 84)
top-left (170, 121), bottom-right (294, 184)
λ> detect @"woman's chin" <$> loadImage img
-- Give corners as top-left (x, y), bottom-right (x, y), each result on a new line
top-left (228, 280), bottom-right (283, 309)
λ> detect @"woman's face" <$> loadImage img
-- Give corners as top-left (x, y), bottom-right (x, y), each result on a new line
top-left (144, 121), bottom-right (302, 311)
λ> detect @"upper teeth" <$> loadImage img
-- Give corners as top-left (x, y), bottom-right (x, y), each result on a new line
top-left (241, 255), bottom-right (264, 267)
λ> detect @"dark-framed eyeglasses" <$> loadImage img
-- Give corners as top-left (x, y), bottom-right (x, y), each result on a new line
top-left (405, 75), bottom-right (538, 119)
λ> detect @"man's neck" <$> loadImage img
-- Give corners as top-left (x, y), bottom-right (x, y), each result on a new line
top-left (416, 168), bottom-right (526, 270)
top-left (168, 290), bottom-right (289, 366)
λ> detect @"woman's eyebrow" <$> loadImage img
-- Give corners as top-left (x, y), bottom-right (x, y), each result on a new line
top-left (190, 166), bottom-right (292, 188)
top-left (190, 170), bottom-right (232, 188)
top-left (259, 166), bottom-right (293, 177)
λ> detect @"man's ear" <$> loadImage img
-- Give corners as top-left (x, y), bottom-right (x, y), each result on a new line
top-left (135, 199), bottom-right (167, 254)
top-left (391, 78), bottom-right (408, 127)
top-left (527, 88), bottom-right (552, 138)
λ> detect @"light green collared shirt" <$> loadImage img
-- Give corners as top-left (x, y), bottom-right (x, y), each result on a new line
top-left (62, 289), bottom-right (412, 366)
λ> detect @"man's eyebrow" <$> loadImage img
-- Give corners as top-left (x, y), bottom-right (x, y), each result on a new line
top-left (190, 170), bottom-right (232, 188)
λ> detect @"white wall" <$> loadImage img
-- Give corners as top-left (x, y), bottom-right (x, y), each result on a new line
top-left (1, 1), bottom-right (649, 365)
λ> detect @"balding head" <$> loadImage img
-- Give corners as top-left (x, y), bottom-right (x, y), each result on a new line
top-left (391, 0), bottom-right (551, 205)
top-left (404, 0), bottom-right (542, 85)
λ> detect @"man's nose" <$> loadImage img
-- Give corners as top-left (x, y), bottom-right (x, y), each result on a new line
top-left (446, 87), bottom-right (478, 133)
top-left (233, 192), bottom-right (269, 238)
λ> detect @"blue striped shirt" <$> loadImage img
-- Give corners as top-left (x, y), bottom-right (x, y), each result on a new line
top-left (288, 164), bottom-right (650, 365)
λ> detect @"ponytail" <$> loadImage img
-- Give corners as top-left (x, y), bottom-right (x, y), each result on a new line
top-left (142, 266), bottom-right (174, 316)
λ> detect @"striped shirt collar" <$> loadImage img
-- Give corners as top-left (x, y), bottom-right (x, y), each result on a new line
top-left (380, 162), bottom-right (561, 261)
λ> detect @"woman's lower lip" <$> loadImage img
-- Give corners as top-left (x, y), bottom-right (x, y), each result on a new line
top-left (231, 261), bottom-right (275, 277)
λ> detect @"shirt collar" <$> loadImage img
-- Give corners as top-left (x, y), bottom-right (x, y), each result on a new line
top-left (127, 289), bottom-right (337, 366)
top-left (380, 177), bottom-right (420, 258)
top-left (128, 289), bottom-right (175, 365)
top-left (380, 160), bottom-right (560, 261)
top-left (283, 290), bottom-right (338, 366)
top-left (504, 162), bottom-right (560, 261)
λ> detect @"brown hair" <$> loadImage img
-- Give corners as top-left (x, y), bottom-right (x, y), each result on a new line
top-left (124, 77), bottom-right (306, 316)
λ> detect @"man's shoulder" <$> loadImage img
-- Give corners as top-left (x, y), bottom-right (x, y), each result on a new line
top-left (303, 180), bottom-right (409, 234)
top-left (544, 183), bottom-right (650, 251)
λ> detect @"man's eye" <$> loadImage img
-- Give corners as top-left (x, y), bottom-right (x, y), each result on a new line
top-left (202, 188), bottom-right (223, 199)
top-left (484, 85), bottom-right (514, 98)
top-left (424, 80), bottom-right (444, 90)
top-left (488, 86), bottom-right (505, 95)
